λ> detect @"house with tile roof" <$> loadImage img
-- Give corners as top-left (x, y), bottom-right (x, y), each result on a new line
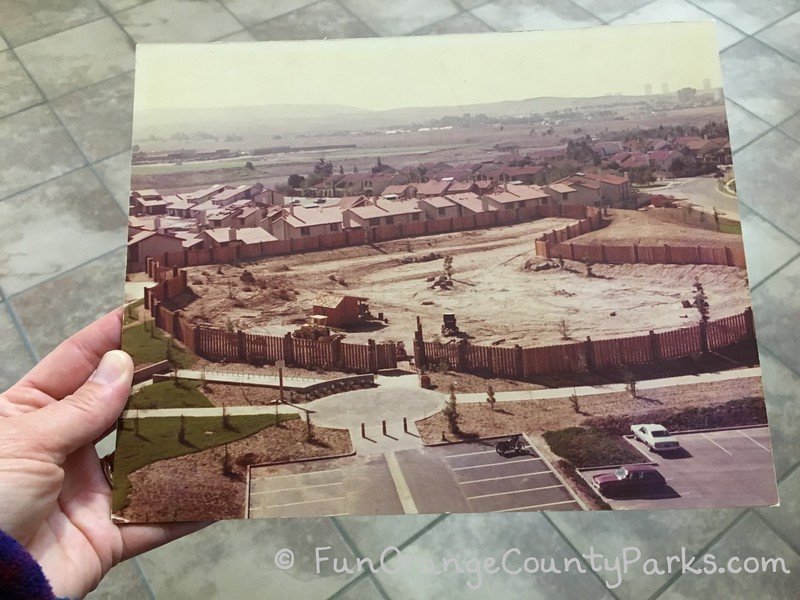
top-left (343, 198), bottom-right (423, 228)
top-left (267, 205), bottom-right (344, 240)
top-left (126, 230), bottom-right (185, 272)
top-left (483, 184), bottom-right (551, 211)
top-left (418, 196), bottom-right (458, 220)
top-left (445, 192), bottom-right (497, 217)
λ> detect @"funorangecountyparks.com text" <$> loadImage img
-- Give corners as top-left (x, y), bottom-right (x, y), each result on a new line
top-left (282, 545), bottom-right (792, 590)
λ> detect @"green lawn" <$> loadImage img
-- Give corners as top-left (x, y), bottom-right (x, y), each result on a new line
top-left (122, 322), bottom-right (197, 368)
top-left (126, 380), bottom-right (213, 410)
top-left (718, 220), bottom-right (742, 235)
top-left (543, 426), bottom-right (646, 468)
top-left (123, 299), bottom-right (144, 326)
top-left (112, 413), bottom-right (298, 512)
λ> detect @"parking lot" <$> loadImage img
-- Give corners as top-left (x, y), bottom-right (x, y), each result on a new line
top-left (248, 438), bottom-right (582, 518)
top-left (582, 426), bottom-right (779, 510)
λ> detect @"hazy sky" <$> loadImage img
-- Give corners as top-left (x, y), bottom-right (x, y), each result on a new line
top-left (134, 22), bottom-right (723, 113)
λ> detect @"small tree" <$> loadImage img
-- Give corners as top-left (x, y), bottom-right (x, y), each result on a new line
top-left (486, 385), bottom-right (496, 411)
top-left (442, 255), bottom-right (454, 280)
top-left (222, 444), bottom-right (235, 478)
top-left (222, 404), bottom-right (233, 430)
top-left (712, 207), bottom-right (721, 231)
top-left (557, 256), bottom-right (565, 270)
top-left (622, 367), bottom-right (637, 398)
top-left (558, 318), bottom-right (571, 341)
top-left (305, 412), bottom-right (314, 442)
top-left (692, 277), bottom-right (710, 323)
top-left (569, 390), bottom-right (580, 413)
top-left (443, 383), bottom-right (459, 433)
top-left (583, 258), bottom-right (594, 278)
top-left (178, 415), bottom-right (188, 445)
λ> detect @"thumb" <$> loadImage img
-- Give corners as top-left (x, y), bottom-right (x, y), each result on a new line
top-left (25, 350), bottom-right (133, 460)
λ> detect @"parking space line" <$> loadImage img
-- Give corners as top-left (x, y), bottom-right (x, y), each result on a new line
top-left (701, 433), bottom-right (732, 456)
top-left (386, 451), bottom-right (419, 515)
top-left (250, 481), bottom-right (342, 496)
top-left (467, 484), bottom-right (563, 500)
top-left (251, 467), bottom-right (342, 481)
top-left (458, 471), bottom-right (552, 485)
top-left (739, 430), bottom-right (771, 452)
top-left (452, 457), bottom-right (542, 471)
top-left (445, 449), bottom-right (496, 459)
top-left (497, 500), bottom-right (576, 512)
top-left (264, 496), bottom-right (346, 509)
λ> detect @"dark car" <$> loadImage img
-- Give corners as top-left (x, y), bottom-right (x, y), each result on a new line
top-left (591, 464), bottom-right (667, 497)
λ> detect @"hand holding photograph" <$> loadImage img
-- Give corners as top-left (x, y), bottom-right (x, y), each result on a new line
top-left (114, 21), bottom-right (778, 523)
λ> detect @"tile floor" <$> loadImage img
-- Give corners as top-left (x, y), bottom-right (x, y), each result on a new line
top-left (0, 1), bottom-right (798, 598)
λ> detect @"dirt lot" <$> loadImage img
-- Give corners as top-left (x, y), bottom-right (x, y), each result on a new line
top-left (415, 376), bottom-right (763, 444)
top-left (119, 420), bottom-right (353, 522)
top-left (574, 208), bottom-right (743, 247)
top-left (177, 216), bottom-right (751, 348)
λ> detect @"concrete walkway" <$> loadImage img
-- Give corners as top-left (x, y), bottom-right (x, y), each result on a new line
top-left (172, 369), bottom-right (325, 390)
top-left (121, 404), bottom-right (304, 419)
top-left (121, 368), bottom-right (760, 422)
top-left (457, 367), bottom-right (762, 403)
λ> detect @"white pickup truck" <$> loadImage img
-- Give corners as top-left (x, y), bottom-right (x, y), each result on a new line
top-left (631, 423), bottom-right (681, 452)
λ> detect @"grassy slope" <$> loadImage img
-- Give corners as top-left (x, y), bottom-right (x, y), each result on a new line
top-left (122, 322), bottom-right (196, 368)
top-left (126, 380), bottom-right (213, 410)
top-left (112, 413), bottom-right (299, 512)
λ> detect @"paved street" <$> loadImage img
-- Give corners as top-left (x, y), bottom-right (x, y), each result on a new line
top-left (656, 175), bottom-right (740, 220)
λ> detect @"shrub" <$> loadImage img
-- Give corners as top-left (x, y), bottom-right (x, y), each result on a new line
top-left (543, 426), bottom-right (645, 468)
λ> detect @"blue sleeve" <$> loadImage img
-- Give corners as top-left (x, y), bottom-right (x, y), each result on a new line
top-left (0, 528), bottom-right (59, 600)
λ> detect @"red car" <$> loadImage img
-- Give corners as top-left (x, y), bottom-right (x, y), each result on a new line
top-left (592, 464), bottom-right (667, 497)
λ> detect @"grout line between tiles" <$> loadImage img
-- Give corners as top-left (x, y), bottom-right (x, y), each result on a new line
top-left (601, 0), bottom-right (660, 24)
top-left (647, 508), bottom-right (749, 599)
top-left (749, 250), bottom-right (800, 293)
top-left (329, 0), bottom-right (380, 37)
top-left (540, 512), bottom-right (623, 599)
top-left (778, 459), bottom-right (800, 485)
top-left (131, 556), bottom-right (158, 600)
top-left (3, 45), bottom-right (132, 217)
top-left (328, 517), bottom-right (391, 599)
top-left (0, 286), bottom-right (44, 364)
top-left (756, 345), bottom-right (800, 413)
top-left (327, 514), bottom-right (449, 598)
top-left (752, 511), bottom-right (800, 563)
top-left (9, 15), bottom-right (110, 51)
top-left (212, 0), bottom-right (249, 31)
top-left (5, 243), bottom-right (127, 306)
top-left (731, 106), bottom-right (800, 157)
top-left (563, 0), bottom-right (609, 25)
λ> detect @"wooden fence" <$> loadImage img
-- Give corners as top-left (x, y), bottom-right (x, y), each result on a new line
top-left (417, 308), bottom-right (755, 380)
top-left (143, 261), bottom-right (396, 373)
top-left (134, 204), bottom-right (601, 273)
top-left (533, 217), bottom-right (747, 268)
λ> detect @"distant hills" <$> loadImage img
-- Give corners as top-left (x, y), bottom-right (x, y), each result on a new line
top-left (133, 91), bottom-right (721, 142)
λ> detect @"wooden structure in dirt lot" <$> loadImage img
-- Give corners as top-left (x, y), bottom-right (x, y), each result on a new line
top-left (312, 294), bottom-right (368, 328)
top-left (415, 309), bottom-right (756, 381)
top-left (143, 260), bottom-right (396, 373)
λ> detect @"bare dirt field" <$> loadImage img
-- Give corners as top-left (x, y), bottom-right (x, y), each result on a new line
top-left (177, 215), bottom-right (751, 348)
top-left (416, 375), bottom-right (764, 444)
top-left (119, 420), bottom-right (352, 522)
top-left (574, 208), bottom-right (743, 247)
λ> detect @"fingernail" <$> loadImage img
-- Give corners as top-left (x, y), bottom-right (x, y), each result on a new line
top-left (90, 351), bottom-right (129, 386)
